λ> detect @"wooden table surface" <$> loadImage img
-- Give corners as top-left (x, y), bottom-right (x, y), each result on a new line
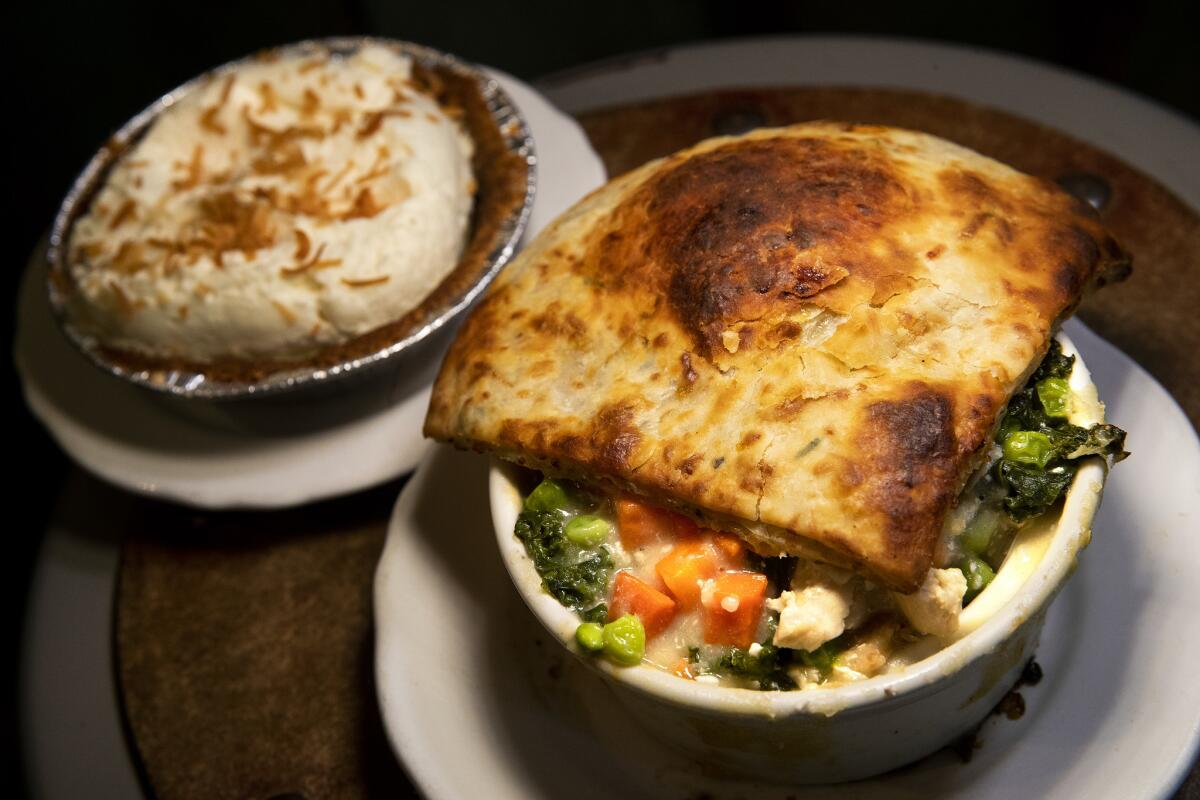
top-left (115, 88), bottom-right (1200, 800)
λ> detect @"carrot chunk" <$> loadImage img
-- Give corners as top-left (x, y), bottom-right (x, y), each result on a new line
top-left (672, 658), bottom-right (695, 680)
top-left (702, 572), bottom-right (768, 648)
top-left (655, 538), bottom-right (717, 609)
top-left (609, 571), bottom-right (677, 639)
top-left (615, 498), bottom-right (700, 550)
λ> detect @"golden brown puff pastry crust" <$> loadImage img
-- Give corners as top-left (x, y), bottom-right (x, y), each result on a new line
top-left (425, 122), bottom-right (1128, 591)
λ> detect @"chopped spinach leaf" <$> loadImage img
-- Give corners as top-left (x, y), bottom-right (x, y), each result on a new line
top-left (713, 643), bottom-right (796, 690)
top-left (579, 604), bottom-right (608, 624)
top-left (993, 340), bottom-right (1129, 521)
top-left (515, 510), bottom-right (613, 611)
top-left (797, 636), bottom-right (846, 677)
top-left (1031, 339), bottom-right (1075, 382)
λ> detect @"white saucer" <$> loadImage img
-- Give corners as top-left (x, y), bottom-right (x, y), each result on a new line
top-left (374, 318), bottom-right (1200, 800)
top-left (13, 71), bottom-right (607, 510)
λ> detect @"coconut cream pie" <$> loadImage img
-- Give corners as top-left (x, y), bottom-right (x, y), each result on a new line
top-left (63, 44), bottom-right (481, 372)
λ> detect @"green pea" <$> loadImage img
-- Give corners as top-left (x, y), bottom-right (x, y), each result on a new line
top-left (961, 507), bottom-right (1000, 556)
top-left (524, 479), bottom-right (571, 514)
top-left (958, 556), bottom-right (996, 605)
top-left (1003, 431), bottom-right (1054, 469)
top-left (1037, 377), bottom-right (1071, 419)
top-left (575, 622), bottom-right (605, 652)
top-left (565, 515), bottom-right (611, 547)
top-left (602, 614), bottom-right (645, 666)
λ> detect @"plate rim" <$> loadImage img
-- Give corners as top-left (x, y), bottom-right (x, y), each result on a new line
top-left (374, 319), bottom-right (1200, 798)
top-left (538, 34), bottom-right (1200, 212)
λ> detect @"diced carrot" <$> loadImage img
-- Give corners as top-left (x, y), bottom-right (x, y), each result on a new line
top-left (615, 498), bottom-right (700, 550)
top-left (711, 533), bottom-right (746, 566)
top-left (609, 571), bottom-right (677, 639)
top-left (672, 658), bottom-right (695, 680)
top-left (702, 571), bottom-right (768, 648)
top-left (655, 538), bottom-right (717, 609)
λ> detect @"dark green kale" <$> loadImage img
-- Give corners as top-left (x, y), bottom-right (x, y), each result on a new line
top-left (515, 510), bottom-right (612, 611)
top-left (579, 604), bottom-right (608, 624)
top-left (1032, 339), bottom-right (1076, 382)
top-left (994, 340), bottom-right (1129, 521)
top-left (997, 462), bottom-right (1078, 521)
top-left (1070, 423), bottom-right (1128, 460)
top-left (713, 644), bottom-right (796, 690)
top-left (796, 636), bottom-right (846, 677)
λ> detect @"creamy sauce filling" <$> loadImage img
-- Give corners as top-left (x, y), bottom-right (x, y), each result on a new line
top-left (68, 44), bottom-right (475, 363)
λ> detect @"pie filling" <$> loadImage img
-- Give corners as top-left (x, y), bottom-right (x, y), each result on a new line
top-left (513, 340), bottom-right (1126, 690)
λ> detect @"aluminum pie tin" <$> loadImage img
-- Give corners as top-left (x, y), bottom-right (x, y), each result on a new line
top-left (46, 37), bottom-right (536, 400)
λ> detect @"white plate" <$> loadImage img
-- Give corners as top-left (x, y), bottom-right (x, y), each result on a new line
top-left (374, 319), bottom-right (1200, 800)
top-left (539, 36), bottom-right (1200, 210)
top-left (377, 37), bottom-right (1200, 799)
top-left (13, 70), bottom-right (607, 510)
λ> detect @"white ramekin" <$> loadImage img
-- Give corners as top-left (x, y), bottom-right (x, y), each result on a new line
top-left (489, 333), bottom-right (1106, 783)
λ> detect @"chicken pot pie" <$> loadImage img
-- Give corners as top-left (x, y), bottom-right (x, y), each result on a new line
top-left (426, 123), bottom-right (1128, 688)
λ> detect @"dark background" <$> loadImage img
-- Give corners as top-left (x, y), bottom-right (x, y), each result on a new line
top-left (7, 1), bottom-right (1198, 795)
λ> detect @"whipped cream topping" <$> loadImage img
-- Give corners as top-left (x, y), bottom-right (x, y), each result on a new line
top-left (68, 44), bottom-right (475, 363)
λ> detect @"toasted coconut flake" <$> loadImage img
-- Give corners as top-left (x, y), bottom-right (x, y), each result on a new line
top-left (171, 144), bottom-right (206, 191)
top-left (271, 300), bottom-right (297, 324)
top-left (257, 81), bottom-right (278, 113)
top-left (355, 148), bottom-right (393, 184)
top-left (251, 139), bottom-right (306, 175)
top-left (304, 168), bottom-right (329, 188)
top-left (280, 242), bottom-right (325, 276)
top-left (329, 107), bottom-right (352, 133)
top-left (108, 199), bottom-right (138, 230)
top-left (185, 191), bottom-right (278, 260)
top-left (112, 241), bottom-right (150, 274)
top-left (344, 187), bottom-right (388, 219)
top-left (293, 228), bottom-right (311, 260)
top-left (75, 241), bottom-right (106, 261)
top-left (321, 160), bottom-right (356, 192)
top-left (356, 108), bottom-right (411, 140)
top-left (200, 105), bottom-right (227, 135)
top-left (301, 88), bottom-right (320, 116)
top-left (341, 275), bottom-right (390, 288)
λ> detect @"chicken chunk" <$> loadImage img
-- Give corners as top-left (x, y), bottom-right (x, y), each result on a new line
top-left (893, 568), bottom-right (967, 638)
top-left (835, 616), bottom-right (901, 678)
top-left (767, 561), bottom-right (859, 652)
